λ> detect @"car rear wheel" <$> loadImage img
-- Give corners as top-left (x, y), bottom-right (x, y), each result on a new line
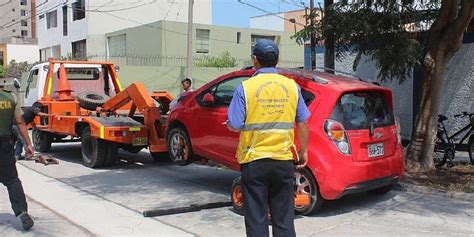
top-left (32, 129), bottom-right (53, 152)
top-left (294, 168), bottom-right (324, 215)
top-left (81, 127), bottom-right (113, 168)
top-left (231, 176), bottom-right (244, 215)
top-left (167, 127), bottom-right (193, 166)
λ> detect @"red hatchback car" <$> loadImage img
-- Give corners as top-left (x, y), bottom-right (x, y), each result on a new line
top-left (165, 68), bottom-right (404, 215)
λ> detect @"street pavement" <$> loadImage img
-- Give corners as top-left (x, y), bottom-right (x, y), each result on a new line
top-left (1, 143), bottom-right (473, 236)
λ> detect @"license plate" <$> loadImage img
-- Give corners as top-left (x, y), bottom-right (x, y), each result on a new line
top-left (368, 143), bottom-right (384, 158)
top-left (132, 137), bottom-right (148, 146)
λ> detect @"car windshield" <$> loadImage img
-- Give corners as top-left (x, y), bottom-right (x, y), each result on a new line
top-left (330, 91), bottom-right (394, 130)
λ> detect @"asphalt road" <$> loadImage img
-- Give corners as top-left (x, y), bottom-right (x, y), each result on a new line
top-left (2, 142), bottom-right (473, 236)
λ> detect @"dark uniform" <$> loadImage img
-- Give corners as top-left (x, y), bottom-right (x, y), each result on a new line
top-left (0, 83), bottom-right (34, 230)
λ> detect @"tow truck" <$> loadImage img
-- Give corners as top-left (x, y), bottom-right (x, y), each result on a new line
top-left (26, 60), bottom-right (173, 168)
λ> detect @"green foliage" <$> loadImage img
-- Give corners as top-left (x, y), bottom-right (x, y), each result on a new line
top-left (293, 0), bottom-right (440, 81)
top-left (0, 65), bottom-right (3, 78)
top-left (3, 60), bottom-right (32, 79)
top-left (194, 51), bottom-right (238, 68)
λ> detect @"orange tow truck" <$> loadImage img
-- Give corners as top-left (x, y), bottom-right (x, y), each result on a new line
top-left (30, 60), bottom-right (173, 168)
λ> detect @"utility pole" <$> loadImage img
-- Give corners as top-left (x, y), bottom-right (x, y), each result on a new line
top-left (324, 0), bottom-right (335, 74)
top-left (310, 0), bottom-right (316, 70)
top-left (186, 0), bottom-right (194, 78)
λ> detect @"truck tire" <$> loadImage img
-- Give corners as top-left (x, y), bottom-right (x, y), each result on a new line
top-left (103, 142), bottom-right (119, 167)
top-left (77, 92), bottom-right (110, 111)
top-left (167, 127), bottom-right (193, 166)
top-left (81, 127), bottom-right (109, 168)
top-left (32, 129), bottom-right (53, 152)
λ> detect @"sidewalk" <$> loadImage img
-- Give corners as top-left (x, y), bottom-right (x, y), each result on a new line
top-left (0, 188), bottom-right (93, 236)
top-left (12, 163), bottom-right (193, 237)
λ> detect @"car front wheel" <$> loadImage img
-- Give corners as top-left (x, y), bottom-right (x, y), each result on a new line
top-left (167, 127), bottom-right (193, 166)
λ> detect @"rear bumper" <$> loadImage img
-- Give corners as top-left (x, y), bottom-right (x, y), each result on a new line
top-left (314, 147), bottom-right (404, 200)
top-left (336, 175), bottom-right (400, 198)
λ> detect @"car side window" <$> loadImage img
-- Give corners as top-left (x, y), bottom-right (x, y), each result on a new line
top-left (211, 76), bottom-right (250, 106)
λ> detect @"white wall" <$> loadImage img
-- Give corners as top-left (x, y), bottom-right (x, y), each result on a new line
top-left (6, 44), bottom-right (39, 63)
top-left (250, 14), bottom-right (285, 32)
top-left (85, 0), bottom-right (212, 56)
top-left (36, 0), bottom-right (87, 58)
top-left (36, 0), bottom-right (212, 58)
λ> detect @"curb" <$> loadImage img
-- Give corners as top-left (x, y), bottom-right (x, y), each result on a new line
top-left (393, 182), bottom-right (474, 202)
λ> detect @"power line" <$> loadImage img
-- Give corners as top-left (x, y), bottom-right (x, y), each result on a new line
top-left (237, 0), bottom-right (305, 27)
top-left (0, 0), bottom-right (59, 29)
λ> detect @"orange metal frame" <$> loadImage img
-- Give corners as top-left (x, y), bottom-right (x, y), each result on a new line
top-left (35, 59), bottom-right (170, 153)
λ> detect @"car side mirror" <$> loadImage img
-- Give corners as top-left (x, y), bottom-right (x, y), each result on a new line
top-left (202, 93), bottom-right (215, 105)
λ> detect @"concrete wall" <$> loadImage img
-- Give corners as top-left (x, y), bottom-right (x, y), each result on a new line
top-left (0, 0), bottom-right (34, 39)
top-left (438, 43), bottom-right (474, 133)
top-left (106, 20), bottom-right (304, 63)
top-left (250, 14), bottom-right (285, 32)
top-left (85, 0), bottom-right (211, 56)
top-left (117, 66), bottom-right (239, 97)
top-left (6, 44), bottom-right (39, 64)
top-left (37, 0), bottom-right (211, 58)
top-left (36, 0), bottom-right (87, 59)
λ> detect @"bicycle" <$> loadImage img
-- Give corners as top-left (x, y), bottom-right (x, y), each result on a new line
top-left (434, 111), bottom-right (473, 168)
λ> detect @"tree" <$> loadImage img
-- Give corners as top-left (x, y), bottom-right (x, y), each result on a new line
top-left (4, 60), bottom-right (32, 79)
top-left (294, 0), bottom-right (473, 171)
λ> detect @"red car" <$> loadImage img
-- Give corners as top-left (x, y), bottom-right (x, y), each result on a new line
top-left (165, 68), bottom-right (404, 215)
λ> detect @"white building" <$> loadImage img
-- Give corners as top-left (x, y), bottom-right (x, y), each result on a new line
top-left (36, 0), bottom-right (212, 61)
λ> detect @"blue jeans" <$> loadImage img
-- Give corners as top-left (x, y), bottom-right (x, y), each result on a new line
top-left (11, 125), bottom-right (25, 159)
top-left (15, 138), bottom-right (24, 159)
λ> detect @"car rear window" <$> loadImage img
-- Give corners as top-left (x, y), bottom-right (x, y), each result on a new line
top-left (330, 91), bottom-right (394, 130)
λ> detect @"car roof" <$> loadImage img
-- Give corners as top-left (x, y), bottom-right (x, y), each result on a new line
top-left (236, 68), bottom-right (387, 93)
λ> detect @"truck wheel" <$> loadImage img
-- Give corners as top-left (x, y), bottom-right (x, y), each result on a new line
top-left (167, 127), bottom-right (193, 166)
top-left (32, 129), bottom-right (53, 152)
top-left (81, 127), bottom-right (108, 168)
top-left (103, 142), bottom-right (119, 167)
top-left (294, 168), bottom-right (324, 215)
top-left (77, 92), bottom-right (110, 111)
top-left (231, 176), bottom-right (244, 215)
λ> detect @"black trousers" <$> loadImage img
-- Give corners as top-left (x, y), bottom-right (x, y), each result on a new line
top-left (241, 159), bottom-right (296, 237)
top-left (0, 136), bottom-right (28, 216)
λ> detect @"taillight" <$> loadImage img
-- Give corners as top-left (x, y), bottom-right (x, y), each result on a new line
top-left (324, 119), bottom-right (351, 155)
top-left (395, 117), bottom-right (402, 146)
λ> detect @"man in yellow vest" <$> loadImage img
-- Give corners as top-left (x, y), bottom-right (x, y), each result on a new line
top-left (0, 77), bottom-right (35, 230)
top-left (227, 39), bottom-right (310, 237)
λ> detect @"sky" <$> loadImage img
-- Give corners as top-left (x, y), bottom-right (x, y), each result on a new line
top-left (212, 0), bottom-right (311, 28)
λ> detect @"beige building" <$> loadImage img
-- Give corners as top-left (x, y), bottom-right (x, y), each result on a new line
top-left (0, 0), bottom-right (37, 39)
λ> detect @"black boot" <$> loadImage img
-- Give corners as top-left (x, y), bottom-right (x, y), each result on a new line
top-left (18, 212), bottom-right (34, 230)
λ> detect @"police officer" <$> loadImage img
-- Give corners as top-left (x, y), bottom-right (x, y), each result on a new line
top-left (0, 77), bottom-right (35, 230)
top-left (227, 39), bottom-right (310, 237)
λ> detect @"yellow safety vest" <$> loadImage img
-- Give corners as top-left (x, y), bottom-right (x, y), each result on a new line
top-left (237, 73), bottom-right (298, 164)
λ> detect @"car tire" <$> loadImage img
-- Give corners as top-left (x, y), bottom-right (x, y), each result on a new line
top-left (77, 92), bottom-right (110, 111)
top-left (231, 176), bottom-right (244, 215)
top-left (32, 129), bottom-right (53, 152)
top-left (367, 185), bottom-right (392, 195)
top-left (81, 127), bottom-right (108, 168)
top-left (167, 127), bottom-right (193, 166)
top-left (469, 135), bottom-right (473, 165)
top-left (294, 168), bottom-right (324, 216)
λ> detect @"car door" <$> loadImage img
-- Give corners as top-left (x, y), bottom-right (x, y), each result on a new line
top-left (193, 75), bottom-right (251, 167)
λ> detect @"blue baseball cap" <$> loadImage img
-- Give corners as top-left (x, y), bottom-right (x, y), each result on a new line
top-left (253, 39), bottom-right (279, 62)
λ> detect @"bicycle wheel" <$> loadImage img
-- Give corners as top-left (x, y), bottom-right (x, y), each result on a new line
top-left (434, 132), bottom-right (448, 168)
